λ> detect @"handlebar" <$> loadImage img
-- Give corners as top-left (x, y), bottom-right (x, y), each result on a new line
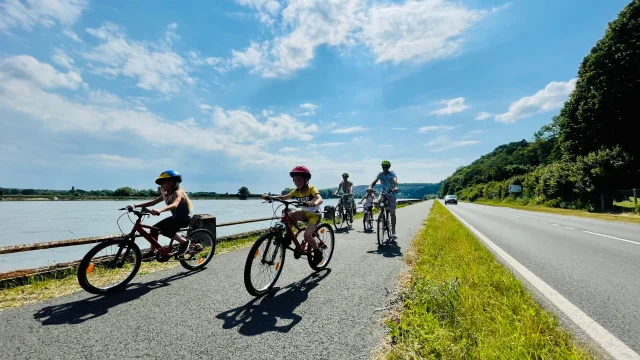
top-left (119, 207), bottom-right (152, 217)
top-left (263, 197), bottom-right (304, 208)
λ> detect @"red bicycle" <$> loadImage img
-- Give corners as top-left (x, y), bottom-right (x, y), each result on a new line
top-left (243, 198), bottom-right (335, 297)
top-left (77, 207), bottom-right (216, 295)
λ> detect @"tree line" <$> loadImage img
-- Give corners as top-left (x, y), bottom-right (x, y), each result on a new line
top-left (0, 186), bottom-right (261, 200)
top-left (438, 1), bottom-right (640, 211)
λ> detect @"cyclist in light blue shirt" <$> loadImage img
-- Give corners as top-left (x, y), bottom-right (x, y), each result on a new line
top-left (368, 160), bottom-right (399, 240)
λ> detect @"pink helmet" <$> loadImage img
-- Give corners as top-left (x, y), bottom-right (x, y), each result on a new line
top-left (289, 165), bottom-right (311, 179)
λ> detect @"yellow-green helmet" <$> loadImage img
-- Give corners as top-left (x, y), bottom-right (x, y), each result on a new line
top-left (381, 160), bottom-right (391, 166)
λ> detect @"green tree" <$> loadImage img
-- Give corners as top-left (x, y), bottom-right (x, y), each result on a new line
top-left (0, 188), bottom-right (3, 196)
top-left (281, 188), bottom-right (294, 195)
top-left (558, 0), bottom-right (640, 175)
top-left (237, 186), bottom-right (250, 200)
top-left (114, 187), bottom-right (135, 197)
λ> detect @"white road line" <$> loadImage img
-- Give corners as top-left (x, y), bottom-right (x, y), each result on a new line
top-left (551, 224), bottom-right (559, 226)
top-left (445, 206), bottom-right (640, 360)
top-left (565, 227), bottom-right (575, 230)
top-left (582, 231), bottom-right (640, 246)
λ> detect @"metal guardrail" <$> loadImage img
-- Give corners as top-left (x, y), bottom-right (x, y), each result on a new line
top-left (0, 216), bottom-right (279, 256)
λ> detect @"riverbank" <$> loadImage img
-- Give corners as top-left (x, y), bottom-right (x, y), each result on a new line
top-left (0, 196), bottom-right (264, 201)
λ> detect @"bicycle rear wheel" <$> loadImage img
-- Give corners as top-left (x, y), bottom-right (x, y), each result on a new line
top-left (77, 238), bottom-right (141, 295)
top-left (179, 229), bottom-right (216, 270)
top-left (244, 232), bottom-right (286, 297)
top-left (307, 223), bottom-right (335, 271)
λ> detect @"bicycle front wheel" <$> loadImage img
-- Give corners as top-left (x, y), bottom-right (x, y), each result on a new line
top-left (179, 229), bottom-right (216, 271)
top-left (333, 204), bottom-right (344, 230)
top-left (377, 211), bottom-right (387, 246)
top-left (244, 232), bottom-right (286, 297)
top-left (77, 239), bottom-right (141, 295)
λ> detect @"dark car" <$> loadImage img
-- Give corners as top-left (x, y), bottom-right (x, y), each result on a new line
top-left (444, 194), bottom-right (457, 205)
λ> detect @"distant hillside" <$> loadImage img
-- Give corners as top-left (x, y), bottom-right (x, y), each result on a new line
top-left (279, 182), bottom-right (443, 199)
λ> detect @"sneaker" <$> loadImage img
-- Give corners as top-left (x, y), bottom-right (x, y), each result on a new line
top-left (175, 239), bottom-right (191, 259)
top-left (311, 249), bottom-right (324, 266)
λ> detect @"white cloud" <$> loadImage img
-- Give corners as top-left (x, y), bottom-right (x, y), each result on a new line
top-left (199, 104), bottom-right (213, 113)
top-left (279, 147), bottom-right (297, 152)
top-left (79, 154), bottom-right (148, 169)
top-left (0, 0), bottom-right (88, 33)
top-left (187, 51), bottom-right (227, 72)
top-left (87, 90), bottom-right (122, 106)
top-left (392, 127), bottom-right (407, 131)
top-left (430, 97), bottom-right (469, 116)
top-left (475, 111), bottom-right (492, 120)
top-left (83, 22), bottom-right (195, 94)
top-left (462, 130), bottom-right (483, 138)
top-left (299, 102), bottom-right (318, 116)
top-left (495, 79), bottom-right (576, 123)
top-left (425, 136), bottom-right (478, 152)
top-left (309, 142), bottom-right (345, 147)
top-left (0, 55), bottom-right (84, 90)
top-left (212, 106), bottom-right (318, 142)
top-left (418, 125), bottom-right (456, 133)
top-left (231, 0), bottom-right (490, 78)
top-left (358, 0), bottom-right (486, 65)
top-left (51, 48), bottom-right (74, 69)
top-left (62, 28), bottom-right (82, 42)
top-left (0, 56), bottom-right (322, 167)
top-left (331, 126), bottom-right (367, 134)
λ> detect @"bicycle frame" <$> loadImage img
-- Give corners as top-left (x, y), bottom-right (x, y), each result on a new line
top-left (126, 211), bottom-right (180, 256)
top-left (278, 207), bottom-right (314, 254)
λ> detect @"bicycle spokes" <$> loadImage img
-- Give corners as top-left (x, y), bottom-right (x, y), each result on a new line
top-left (84, 242), bottom-right (139, 290)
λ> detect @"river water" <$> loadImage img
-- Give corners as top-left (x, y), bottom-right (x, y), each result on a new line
top-left (0, 199), bottom-right (341, 273)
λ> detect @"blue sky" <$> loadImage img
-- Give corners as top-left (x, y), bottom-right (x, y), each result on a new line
top-left (0, 0), bottom-right (631, 194)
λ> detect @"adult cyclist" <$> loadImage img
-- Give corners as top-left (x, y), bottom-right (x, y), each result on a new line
top-left (368, 160), bottom-right (399, 240)
top-left (334, 172), bottom-right (355, 216)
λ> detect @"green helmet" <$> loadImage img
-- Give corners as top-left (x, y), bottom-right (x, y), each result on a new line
top-left (381, 160), bottom-right (391, 166)
top-left (342, 172), bottom-right (349, 178)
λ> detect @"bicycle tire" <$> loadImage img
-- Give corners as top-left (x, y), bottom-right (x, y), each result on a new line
top-left (333, 204), bottom-right (344, 230)
top-left (179, 229), bottom-right (216, 270)
top-left (307, 223), bottom-right (335, 271)
top-left (385, 210), bottom-right (392, 241)
top-left (244, 231), bottom-right (286, 297)
top-left (77, 238), bottom-right (142, 295)
top-left (377, 210), bottom-right (387, 246)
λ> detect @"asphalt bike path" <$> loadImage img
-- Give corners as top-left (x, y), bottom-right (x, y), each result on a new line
top-left (1, 200), bottom-right (434, 360)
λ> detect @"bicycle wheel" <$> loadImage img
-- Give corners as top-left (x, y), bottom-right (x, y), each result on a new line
top-left (244, 231), bottom-right (286, 297)
top-left (77, 238), bottom-right (142, 295)
top-left (333, 204), bottom-right (344, 230)
top-left (179, 229), bottom-right (216, 270)
top-left (307, 223), bottom-right (335, 271)
top-left (385, 210), bottom-right (393, 241)
top-left (377, 210), bottom-right (387, 246)
top-left (367, 212), bottom-right (374, 231)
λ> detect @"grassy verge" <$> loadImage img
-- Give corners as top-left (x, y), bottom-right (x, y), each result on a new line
top-left (381, 201), bottom-right (594, 359)
top-left (474, 200), bottom-right (640, 225)
top-left (0, 234), bottom-right (260, 311)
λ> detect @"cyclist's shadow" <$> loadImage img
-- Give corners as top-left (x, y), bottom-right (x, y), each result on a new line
top-left (366, 242), bottom-right (402, 258)
top-left (33, 269), bottom-right (204, 326)
top-left (216, 269), bottom-right (331, 336)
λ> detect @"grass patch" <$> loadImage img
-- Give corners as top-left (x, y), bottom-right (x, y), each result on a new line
top-left (0, 234), bottom-right (260, 311)
top-left (474, 200), bottom-right (640, 225)
top-left (381, 201), bottom-right (594, 359)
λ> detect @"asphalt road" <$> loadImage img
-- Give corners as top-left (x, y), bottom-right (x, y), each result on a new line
top-left (1, 201), bottom-right (434, 360)
top-left (444, 201), bottom-right (640, 357)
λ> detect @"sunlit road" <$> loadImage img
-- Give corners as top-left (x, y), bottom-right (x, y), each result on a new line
top-left (446, 201), bottom-right (640, 357)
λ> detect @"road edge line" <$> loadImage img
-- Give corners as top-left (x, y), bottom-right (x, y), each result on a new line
top-left (442, 202), bottom-right (640, 360)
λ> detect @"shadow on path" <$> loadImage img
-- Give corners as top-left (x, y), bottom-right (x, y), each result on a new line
top-left (34, 269), bottom-right (204, 326)
top-left (366, 242), bottom-right (403, 258)
top-left (216, 269), bottom-right (332, 336)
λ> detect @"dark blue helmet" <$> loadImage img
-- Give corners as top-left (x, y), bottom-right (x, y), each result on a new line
top-left (155, 170), bottom-right (182, 185)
